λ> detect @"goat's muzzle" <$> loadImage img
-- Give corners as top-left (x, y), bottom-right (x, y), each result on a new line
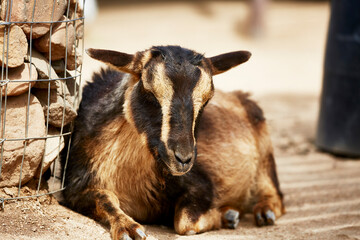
top-left (166, 149), bottom-right (195, 176)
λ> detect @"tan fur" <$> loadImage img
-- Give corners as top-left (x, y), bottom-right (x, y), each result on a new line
top-left (86, 117), bottom-right (162, 222)
top-left (254, 123), bottom-right (285, 216)
top-left (154, 65), bottom-right (174, 148)
top-left (139, 51), bottom-right (152, 70)
top-left (90, 189), bottom-right (145, 239)
top-left (143, 62), bottom-right (174, 150)
top-left (123, 82), bottom-right (136, 128)
top-left (174, 207), bottom-right (222, 235)
top-left (196, 90), bottom-right (282, 215)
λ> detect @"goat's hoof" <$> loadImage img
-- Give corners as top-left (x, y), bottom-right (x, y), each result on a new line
top-left (134, 228), bottom-right (147, 240)
top-left (113, 224), bottom-right (147, 240)
top-left (222, 209), bottom-right (240, 229)
top-left (185, 230), bottom-right (196, 235)
top-left (254, 207), bottom-right (276, 227)
top-left (120, 233), bottom-right (132, 240)
top-left (118, 228), bottom-right (147, 240)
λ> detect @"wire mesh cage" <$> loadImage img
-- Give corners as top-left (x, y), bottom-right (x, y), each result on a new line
top-left (0, 0), bottom-right (85, 209)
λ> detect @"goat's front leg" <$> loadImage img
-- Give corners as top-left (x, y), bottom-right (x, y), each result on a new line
top-left (174, 205), bottom-right (221, 235)
top-left (82, 189), bottom-right (147, 240)
top-left (173, 195), bottom-right (241, 235)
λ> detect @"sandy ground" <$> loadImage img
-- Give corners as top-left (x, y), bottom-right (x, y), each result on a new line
top-left (1, 1), bottom-right (360, 240)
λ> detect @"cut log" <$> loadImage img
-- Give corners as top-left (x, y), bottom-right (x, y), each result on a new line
top-left (0, 22), bottom-right (28, 68)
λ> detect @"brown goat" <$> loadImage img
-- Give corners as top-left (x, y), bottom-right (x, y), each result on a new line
top-left (61, 46), bottom-right (284, 240)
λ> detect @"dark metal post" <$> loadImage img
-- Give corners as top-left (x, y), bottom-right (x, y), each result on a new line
top-left (316, 0), bottom-right (360, 156)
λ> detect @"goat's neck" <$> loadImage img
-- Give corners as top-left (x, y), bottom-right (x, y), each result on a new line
top-left (88, 114), bottom-right (157, 187)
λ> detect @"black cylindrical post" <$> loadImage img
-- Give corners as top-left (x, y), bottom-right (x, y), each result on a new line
top-left (316, 0), bottom-right (360, 156)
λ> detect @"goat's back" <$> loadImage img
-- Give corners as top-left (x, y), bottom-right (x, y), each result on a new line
top-left (76, 68), bottom-right (127, 138)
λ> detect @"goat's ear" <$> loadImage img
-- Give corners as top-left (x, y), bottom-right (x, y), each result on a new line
top-left (208, 51), bottom-right (251, 75)
top-left (86, 48), bottom-right (141, 75)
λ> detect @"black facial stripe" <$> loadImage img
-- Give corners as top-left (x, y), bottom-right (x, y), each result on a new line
top-left (167, 95), bottom-right (195, 151)
top-left (165, 64), bottom-right (201, 152)
top-left (167, 65), bottom-right (201, 93)
top-left (130, 81), bottom-right (162, 147)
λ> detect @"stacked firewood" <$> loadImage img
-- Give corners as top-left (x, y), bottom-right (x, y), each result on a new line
top-left (0, 0), bottom-right (83, 188)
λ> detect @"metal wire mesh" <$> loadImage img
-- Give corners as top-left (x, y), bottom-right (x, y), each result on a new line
top-left (0, 0), bottom-right (85, 209)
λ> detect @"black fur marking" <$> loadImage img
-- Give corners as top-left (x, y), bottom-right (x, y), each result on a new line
top-left (160, 161), bottom-right (214, 224)
top-left (151, 46), bottom-right (204, 67)
top-left (61, 140), bottom-right (97, 211)
top-left (71, 191), bottom-right (119, 223)
top-left (102, 201), bottom-right (117, 216)
top-left (131, 81), bottom-right (162, 135)
top-left (151, 49), bottom-right (165, 60)
top-left (89, 49), bottom-right (133, 68)
top-left (234, 91), bottom-right (265, 128)
top-left (268, 154), bottom-right (283, 200)
top-left (62, 189), bottom-right (98, 217)
top-left (167, 96), bottom-right (195, 153)
top-left (175, 163), bottom-right (214, 223)
top-left (130, 81), bottom-right (166, 162)
top-left (210, 51), bottom-right (251, 73)
top-left (191, 53), bottom-right (205, 66)
top-left (75, 68), bottom-right (127, 138)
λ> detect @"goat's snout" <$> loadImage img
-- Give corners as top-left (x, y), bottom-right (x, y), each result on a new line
top-left (166, 144), bottom-right (195, 176)
top-left (174, 151), bottom-right (193, 165)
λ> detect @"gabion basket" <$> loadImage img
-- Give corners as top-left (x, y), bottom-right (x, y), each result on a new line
top-left (0, 0), bottom-right (85, 209)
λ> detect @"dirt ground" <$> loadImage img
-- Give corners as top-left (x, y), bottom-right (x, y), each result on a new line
top-left (1, 1), bottom-right (360, 240)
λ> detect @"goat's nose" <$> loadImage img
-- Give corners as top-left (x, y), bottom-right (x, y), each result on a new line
top-left (174, 151), bottom-right (193, 164)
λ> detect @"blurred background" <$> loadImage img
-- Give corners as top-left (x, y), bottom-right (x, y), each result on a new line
top-left (81, 0), bottom-right (329, 96)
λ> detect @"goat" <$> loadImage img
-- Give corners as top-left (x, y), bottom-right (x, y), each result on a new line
top-left (61, 45), bottom-right (285, 240)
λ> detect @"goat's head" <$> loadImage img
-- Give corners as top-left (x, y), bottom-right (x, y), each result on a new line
top-left (87, 46), bottom-right (251, 176)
